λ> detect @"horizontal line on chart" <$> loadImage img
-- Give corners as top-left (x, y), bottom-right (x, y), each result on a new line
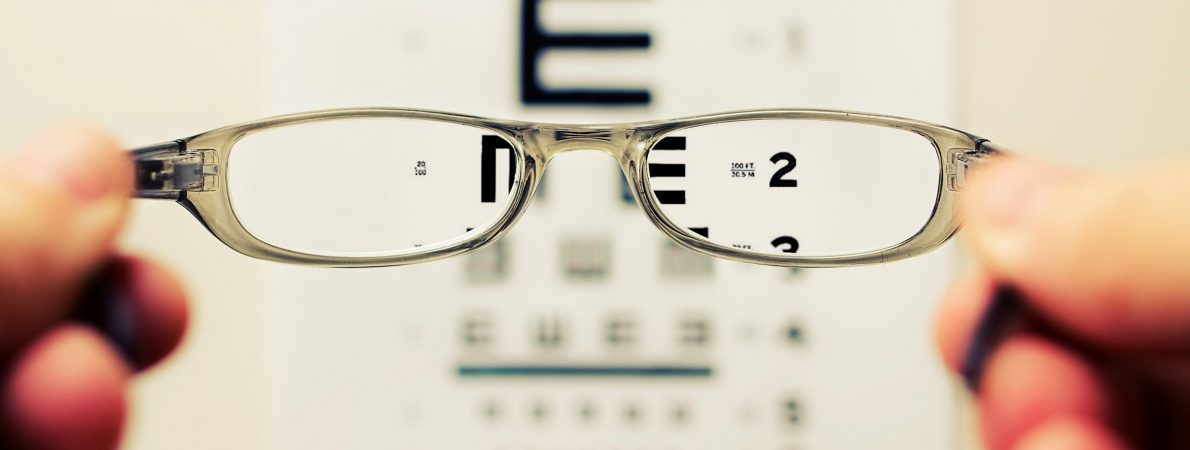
top-left (652, 136), bottom-right (686, 150)
top-left (654, 190), bottom-right (686, 204)
top-left (456, 363), bottom-right (713, 379)
top-left (648, 163), bottom-right (686, 177)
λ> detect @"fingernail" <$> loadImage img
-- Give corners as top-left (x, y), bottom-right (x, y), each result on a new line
top-left (961, 284), bottom-right (1026, 391)
top-left (965, 160), bottom-right (1063, 266)
top-left (13, 126), bottom-right (120, 203)
top-left (74, 261), bottom-right (143, 371)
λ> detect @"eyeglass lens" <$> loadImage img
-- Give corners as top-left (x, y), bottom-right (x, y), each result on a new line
top-left (225, 117), bottom-right (941, 258)
top-left (227, 117), bottom-right (519, 256)
top-left (645, 119), bottom-right (941, 257)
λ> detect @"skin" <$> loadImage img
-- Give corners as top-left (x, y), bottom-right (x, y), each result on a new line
top-left (0, 126), bottom-right (188, 450)
top-left (0, 126), bottom-right (1184, 449)
top-left (936, 156), bottom-right (1190, 449)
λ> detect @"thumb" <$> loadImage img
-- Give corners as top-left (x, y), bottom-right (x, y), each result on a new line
top-left (0, 125), bottom-right (132, 353)
top-left (962, 155), bottom-right (1190, 352)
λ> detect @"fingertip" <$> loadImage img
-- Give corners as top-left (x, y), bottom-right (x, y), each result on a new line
top-left (933, 270), bottom-right (996, 371)
top-left (10, 123), bottom-right (131, 203)
top-left (1, 325), bottom-right (130, 450)
top-left (979, 335), bottom-right (1110, 450)
top-left (1012, 415), bottom-right (1129, 450)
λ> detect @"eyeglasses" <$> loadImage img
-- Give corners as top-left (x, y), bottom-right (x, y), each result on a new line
top-left (131, 108), bottom-right (1000, 268)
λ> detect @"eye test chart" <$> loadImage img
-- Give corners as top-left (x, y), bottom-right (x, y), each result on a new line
top-left (264, 1), bottom-right (960, 449)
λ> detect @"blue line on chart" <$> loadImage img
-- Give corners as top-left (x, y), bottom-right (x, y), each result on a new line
top-left (457, 364), bottom-right (713, 378)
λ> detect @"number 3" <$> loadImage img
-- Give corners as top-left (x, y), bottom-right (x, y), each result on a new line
top-left (769, 152), bottom-right (797, 188)
top-left (771, 236), bottom-right (799, 253)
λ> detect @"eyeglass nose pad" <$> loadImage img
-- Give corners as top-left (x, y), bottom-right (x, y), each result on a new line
top-left (617, 158), bottom-right (648, 208)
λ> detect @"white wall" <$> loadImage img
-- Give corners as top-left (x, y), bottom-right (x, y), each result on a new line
top-left (960, 0), bottom-right (1190, 166)
top-left (0, 2), bottom-right (270, 449)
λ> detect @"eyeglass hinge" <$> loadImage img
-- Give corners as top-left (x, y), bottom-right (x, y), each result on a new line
top-left (132, 140), bottom-right (219, 199)
top-left (947, 141), bottom-right (1000, 191)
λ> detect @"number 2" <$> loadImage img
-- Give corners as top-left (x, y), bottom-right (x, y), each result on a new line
top-left (769, 152), bottom-right (797, 188)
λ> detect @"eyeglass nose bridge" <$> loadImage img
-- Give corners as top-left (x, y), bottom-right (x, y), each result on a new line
top-left (527, 125), bottom-right (645, 163)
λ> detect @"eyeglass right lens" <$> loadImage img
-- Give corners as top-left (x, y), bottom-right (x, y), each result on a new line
top-left (645, 119), bottom-right (942, 258)
top-left (226, 117), bottom-right (520, 257)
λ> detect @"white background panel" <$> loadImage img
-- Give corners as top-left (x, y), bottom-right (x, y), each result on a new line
top-left (266, 1), bottom-right (958, 449)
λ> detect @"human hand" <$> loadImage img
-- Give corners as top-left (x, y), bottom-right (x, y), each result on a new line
top-left (935, 156), bottom-right (1190, 449)
top-left (0, 126), bottom-right (189, 450)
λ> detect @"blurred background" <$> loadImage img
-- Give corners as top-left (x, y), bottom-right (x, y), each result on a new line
top-left (0, 1), bottom-right (1186, 449)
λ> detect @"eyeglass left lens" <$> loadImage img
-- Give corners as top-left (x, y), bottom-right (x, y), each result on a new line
top-left (226, 117), bottom-right (519, 257)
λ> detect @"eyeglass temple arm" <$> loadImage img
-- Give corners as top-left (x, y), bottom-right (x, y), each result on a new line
top-left (129, 140), bottom-right (217, 200)
top-left (975, 139), bottom-right (1005, 157)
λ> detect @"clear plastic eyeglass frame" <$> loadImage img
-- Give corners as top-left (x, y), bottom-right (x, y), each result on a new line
top-left (130, 108), bottom-right (1000, 268)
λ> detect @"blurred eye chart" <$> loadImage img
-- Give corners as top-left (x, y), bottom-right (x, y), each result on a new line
top-left (265, 1), bottom-right (960, 449)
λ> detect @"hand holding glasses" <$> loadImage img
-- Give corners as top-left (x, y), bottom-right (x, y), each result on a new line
top-left (131, 108), bottom-right (999, 268)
